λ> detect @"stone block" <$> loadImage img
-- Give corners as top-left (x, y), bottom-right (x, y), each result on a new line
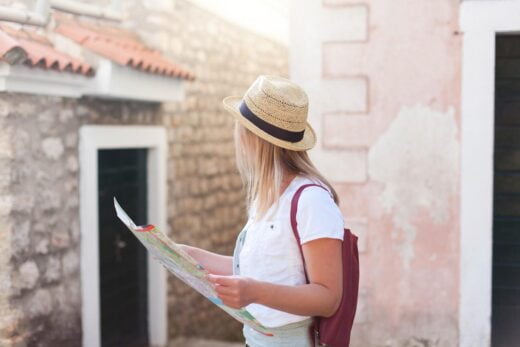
top-left (319, 5), bottom-right (368, 42)
top-left (51, 229), bottom-right (70, 250)
top-left (26, 289), bottom-right (52, 318)
top-left (34, 238), bottom-right (49, 255)
top-left (15, 261), bottom-right (39, 290)
top-left (11, 194), bottom-right (35, 214)
top-left (41, 137), bottom-right (64, 160)
top-left (66, 156), bottom-right (78, 172)
top-left (59, 109), bottom-right (74, 123)
top-left (44, 256), bottom-right (62, 283)
top-left (0, 98), bottom-right (9, 117)
top-left (62, 250), bottom-right (79, 277)
top-left (0, 122), bottom-right (12, 159)
top-left (11, 220), bottom-right (30, 255)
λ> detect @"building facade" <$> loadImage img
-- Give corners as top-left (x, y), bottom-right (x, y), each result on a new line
top-left (1, 0), bottom-right (519, 346)
top-left (291, 0), bottom-right (520, 346)
top-left (0, 0), bottom-right (287, 345)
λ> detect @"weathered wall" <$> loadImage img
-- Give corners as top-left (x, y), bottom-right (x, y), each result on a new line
top-left (0, 0), bottom-right (288, 345)
top-left (0, 96), bottom-right (164, 346)
top-left (290, 0), bottom-right (461, 346)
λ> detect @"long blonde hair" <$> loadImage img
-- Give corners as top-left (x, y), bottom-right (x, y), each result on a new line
top-left (233, 121), bottom-right (339, 220)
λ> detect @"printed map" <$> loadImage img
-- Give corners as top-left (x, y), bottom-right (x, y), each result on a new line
top-left (114, 198), bottom-right (273, 336)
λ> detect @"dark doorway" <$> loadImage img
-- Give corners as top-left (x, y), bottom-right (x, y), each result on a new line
top-left (98, 148), bottom-right (149, 347)
top-left (492, 35), bottom-right (520, 347)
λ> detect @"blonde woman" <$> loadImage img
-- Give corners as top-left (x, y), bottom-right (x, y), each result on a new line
top-left (180, 75), bottom-right (345, 347)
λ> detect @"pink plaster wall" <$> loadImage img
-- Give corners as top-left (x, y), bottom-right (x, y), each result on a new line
top-left (320, 1), bottom-right (462, 345)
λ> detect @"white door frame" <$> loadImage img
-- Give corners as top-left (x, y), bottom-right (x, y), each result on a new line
top-left (79, 125), bottom-right (168, 347)
top-left (459, 2), bottom-right (520, 346)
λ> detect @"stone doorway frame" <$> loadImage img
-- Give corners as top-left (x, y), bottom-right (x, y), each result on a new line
top-left (459, 2), bottom-right (520, 346)
top-left (79, 125), bottom-right (168, 347)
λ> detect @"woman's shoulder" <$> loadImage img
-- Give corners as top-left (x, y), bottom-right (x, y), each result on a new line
top-left (291, 176), bottom-right (345, 243)
top-left (292, 175), bottom-right (334, 201)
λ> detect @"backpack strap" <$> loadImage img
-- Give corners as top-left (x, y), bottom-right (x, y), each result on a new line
top-left (290, 183), bottom-right (330, 346)
top-left (290, 183), bottom-right (329, 283)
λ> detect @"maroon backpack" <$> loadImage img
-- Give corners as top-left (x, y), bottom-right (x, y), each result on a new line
top-left (290, 183), bottom-right (360, 347)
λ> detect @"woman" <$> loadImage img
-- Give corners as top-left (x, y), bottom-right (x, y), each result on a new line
top-left (180, 75), bottom-right (345, 347)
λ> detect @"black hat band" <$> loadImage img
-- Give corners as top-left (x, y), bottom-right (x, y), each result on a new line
top-left (239, 101), bottom-right (304, 143)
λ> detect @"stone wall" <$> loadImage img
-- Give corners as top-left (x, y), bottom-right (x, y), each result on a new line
top-left (0, 96), bottom-right (164, 346)
top-left (0, 0), bottom-right (288, 345)
top-left (124, 0), bottom-right (288, 341)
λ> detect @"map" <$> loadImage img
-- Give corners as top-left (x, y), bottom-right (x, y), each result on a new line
top-left (114, 198), bottom-right (273, 336)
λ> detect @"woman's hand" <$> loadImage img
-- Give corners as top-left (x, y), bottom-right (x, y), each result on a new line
top-left (207, 274), bottom-right (260, 309)
top-left (176, 245), bottom-right (233, 276)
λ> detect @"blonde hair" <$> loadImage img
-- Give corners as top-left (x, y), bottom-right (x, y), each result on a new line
top-left (233, 121), bottom-right (339, 221)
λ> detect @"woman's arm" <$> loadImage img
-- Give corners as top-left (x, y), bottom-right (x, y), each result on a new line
top-left (179, 245), bottom-right (233, 276)
top-left (207, 237), bottom-right (343, 318)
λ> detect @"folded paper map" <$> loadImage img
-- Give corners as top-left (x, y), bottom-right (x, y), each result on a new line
top-left (114, 198), bottom-right (273, 336)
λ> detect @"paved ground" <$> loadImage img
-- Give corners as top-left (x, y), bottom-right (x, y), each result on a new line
top-left (168, 338), bottom-right (244, 347)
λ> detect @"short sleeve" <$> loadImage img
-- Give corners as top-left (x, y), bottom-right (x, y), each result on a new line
top-left (295, 186), bottom-right (345, 244)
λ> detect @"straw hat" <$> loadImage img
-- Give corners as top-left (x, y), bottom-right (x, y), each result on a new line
top-left (222, 75), bottom-right (316, 151)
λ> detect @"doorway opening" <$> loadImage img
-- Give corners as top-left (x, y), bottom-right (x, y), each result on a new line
top-left (492, 34), bottom-right (520, 347)
top-left (80, 126), bottom-right (168, 347)
top-left (98, 149), bottom-right (149, 346)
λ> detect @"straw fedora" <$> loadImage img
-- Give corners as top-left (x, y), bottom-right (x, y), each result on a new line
top-left (222, 75), bottom-right (316, 151)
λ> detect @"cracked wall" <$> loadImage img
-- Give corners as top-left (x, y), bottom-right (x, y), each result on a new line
top-left (291, 0), bottom-right (462, 345)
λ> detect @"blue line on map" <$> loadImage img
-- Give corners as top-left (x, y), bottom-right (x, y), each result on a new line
top-left (209, 297), bottom-right (223, 305)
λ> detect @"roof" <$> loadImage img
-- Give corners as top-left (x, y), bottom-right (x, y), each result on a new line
top-left (55, 19), bottom-right (195, 80)
top-left (0, 24), bottom-right (94, 76)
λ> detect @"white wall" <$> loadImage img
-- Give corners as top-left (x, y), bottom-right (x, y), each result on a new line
top-left (186, 0), bottom-right (289, 45)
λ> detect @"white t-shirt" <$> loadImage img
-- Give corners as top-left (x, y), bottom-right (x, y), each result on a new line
top-left (238, 175), bottom-right (345, 328)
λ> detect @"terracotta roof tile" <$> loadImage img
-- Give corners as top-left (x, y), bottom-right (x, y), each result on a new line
top-left (55, 20), bottom-right (195, 80)
top-left (0, 24), bottom-right (94, 76)
top-left (0, 28), bottom-right (26, 64)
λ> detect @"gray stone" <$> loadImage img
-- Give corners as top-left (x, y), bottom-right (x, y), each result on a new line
top-left (66, 156), bottom-right (78, 172)
top-left (11, 220), bottom-right (30, 255)
top-left (11, 194), bottom-right (35, 214)
top-left (44, 256), bottom-right (61, 283)
top-left (32, 221), bottom-right (47, 234)
top-left (0, 122), bottom-right (12, 159)
top-left (0, 98), bottom-right (9, 117)
top-left (16, 261), bottom-right (39, 290)
top-left (51, 229), bottom-right (70, 250)
top-left (40, 190), bottom-right (61, 212)
top-left (69, 218), bottom-right (80, 243)
top-left (26, 289), bottom-right (52, 318)
top-left (75, 104), bottom-right (89, 117)
top-left (59, 109), bottom-right (74, 123)
top-left (65, 132), bottom-right (78, 148)
top-left (62, 250), bottom-right (79, 277)
top-left (0, 195), bottom-right (12, 217)
top-left (34, 238), bottom-right (49, 255)
top-left (41, 138), bottom-right (64, 160)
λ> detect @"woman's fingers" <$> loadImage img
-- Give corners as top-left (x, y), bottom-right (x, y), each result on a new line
top-left (218, 294), bottom-right (242, 309)
top-left (206, 274), bottom-right (256, 308)
top-left (214, 284), bottom-right (237, 295)
top-left (207, 274), bottom-right (237, 286)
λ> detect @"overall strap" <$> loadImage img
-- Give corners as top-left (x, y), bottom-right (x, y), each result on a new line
top-left (290, 183), bottom-right (328, 282)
